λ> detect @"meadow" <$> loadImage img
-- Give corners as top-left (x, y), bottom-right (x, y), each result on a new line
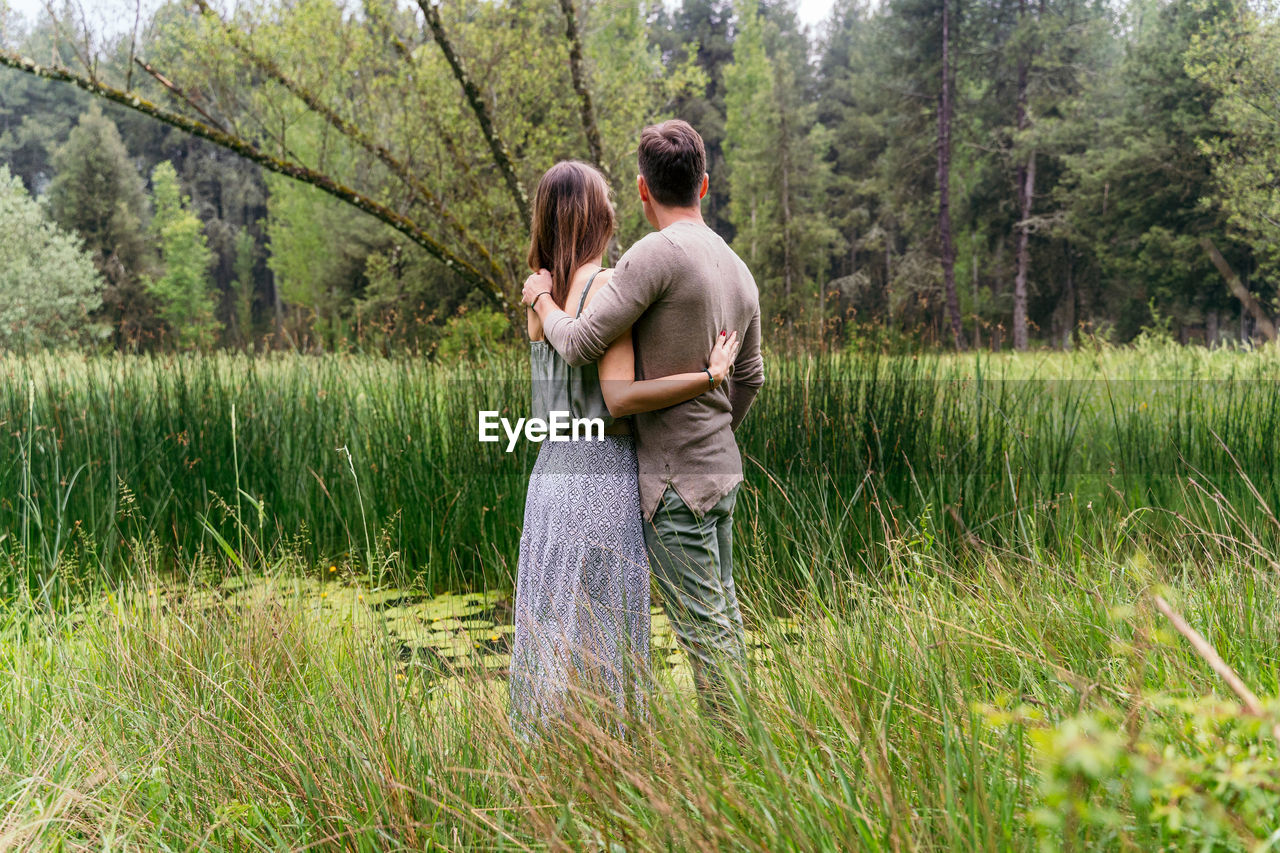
top-left (2, 341), bottom-right (1280, 849)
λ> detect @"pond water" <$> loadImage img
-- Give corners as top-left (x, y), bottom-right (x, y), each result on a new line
top-left (103, 575), bottom-right (791, 686)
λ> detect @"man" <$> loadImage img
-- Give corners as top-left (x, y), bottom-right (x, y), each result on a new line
top-left (521, 119), bottom-right (765, 712)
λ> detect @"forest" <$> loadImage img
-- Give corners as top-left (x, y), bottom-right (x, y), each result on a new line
top-left (2, 0), bottom-right (1278, 353)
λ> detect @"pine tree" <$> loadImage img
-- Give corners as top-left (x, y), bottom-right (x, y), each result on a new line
top-left (45, 103), bottom-right (160, 349)
top-left (148, 160), bottom-right (220, 349)
top-left (724, 0), bottom-right (838, 329)
top-left (1054, 0), bottom-right (1241, 341)
top-left (654, 0), bottom-right (737, 237)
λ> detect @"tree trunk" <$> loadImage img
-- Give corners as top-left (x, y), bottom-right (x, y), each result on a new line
top-left (1013, 150), bottom-right (1035, 349)
top-left (1011, 0), bottom-right (1033, 351)
top-left (1060, 251), bottom-right (1075, 349)
top-left (971, 230), bottom-right (981, 350)
top-left (885, 237), bottom-right (893, 324)
top-left (937, 0), bottom-right (966, 349)
top-left (557, 0), bottom-right (610, 185)
top-left (780, 96), bottom-right (794, 304)
top-left (1202, 236), bottom-right (1277, 342)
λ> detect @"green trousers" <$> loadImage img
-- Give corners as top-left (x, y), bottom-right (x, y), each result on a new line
top-left (645, 484), bottom-right (747, 711)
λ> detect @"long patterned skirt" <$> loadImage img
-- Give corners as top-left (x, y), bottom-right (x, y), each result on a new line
top-left (509, 435), bottom-right (650, 736)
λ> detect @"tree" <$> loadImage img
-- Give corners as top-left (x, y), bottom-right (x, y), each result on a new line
top-left (724, 0), bottom-right (838, 328)
top-left (227, 227), bottom-right (258, 348)
top-left (1010, 0), bottom-right (1040, 350)
top-left (1052, 0), bottom-right (1243, 342)
top-left (45, 103), bottom-right (160, 348)
top-left (0, 20), bottom-right (90, 194)
top-left (654, 0), bottom-right (737, 237)
top-left (936, 0), bottom-right (965, 348)
top-left (867, 0), bottom-right (973, 346)
top-left (1, 0), bottom-right (671, 324)
top-left (148, 160), bottom-right (220, 348)
top-left (816, 0), bottom-right (894, 324)
top-left (1188, 0), bottom-right (1280, 311)
top-left (0, 165), bottom-right (107, 349)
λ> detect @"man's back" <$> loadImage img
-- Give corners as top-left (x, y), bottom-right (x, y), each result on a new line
top-left (608, 221), bottom-right (763, 519)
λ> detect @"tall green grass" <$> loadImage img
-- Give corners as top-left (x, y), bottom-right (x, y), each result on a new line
top-left (3, 342), bottom-right (1280, 848)
top-left (3, 343), bottom-right (1280, 596)
top-left (2, 530), bottom-right (1277, 849)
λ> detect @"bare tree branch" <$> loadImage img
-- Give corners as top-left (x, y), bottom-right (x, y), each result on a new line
top-left (417, 0), bottom-right (530, 225)
top-left (133, 57), bottom-right (228, 133)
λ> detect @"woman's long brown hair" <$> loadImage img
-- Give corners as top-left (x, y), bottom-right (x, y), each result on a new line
top-left (527, 161), bottom-right (616, 310)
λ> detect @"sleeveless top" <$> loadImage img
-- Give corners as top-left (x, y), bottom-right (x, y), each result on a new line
top-left (529, 269), bottom-right (615, 429)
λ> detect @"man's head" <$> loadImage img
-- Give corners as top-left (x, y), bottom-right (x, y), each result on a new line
top-left (636, 119), bottom-right (708, 225)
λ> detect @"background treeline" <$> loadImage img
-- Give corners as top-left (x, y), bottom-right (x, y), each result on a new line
top-left (1, 0), bottom-right (1278, 352)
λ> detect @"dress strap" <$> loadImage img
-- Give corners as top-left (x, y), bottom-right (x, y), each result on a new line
top-left (576, 268), bottom-right (606, 317)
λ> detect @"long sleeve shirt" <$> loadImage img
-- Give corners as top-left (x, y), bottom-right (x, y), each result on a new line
top-left (541, 220), bottom-right (765, 519)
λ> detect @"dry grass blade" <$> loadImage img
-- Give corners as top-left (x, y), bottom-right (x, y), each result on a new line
top-left (1153, 593), bottom-right (1280, 740)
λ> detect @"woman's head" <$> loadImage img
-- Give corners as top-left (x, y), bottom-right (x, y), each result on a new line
top-left (527, 161), bottom-right (615, 309)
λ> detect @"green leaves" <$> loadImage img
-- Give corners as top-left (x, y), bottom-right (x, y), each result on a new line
top-left (0, 165), bottom-right (107, 350)
top-left (147, 160), bottom-right (220, 349)
top-left (724, 0), bottom-right (838, 321)
top-left (1187, 0), bottom-right (1280, 292)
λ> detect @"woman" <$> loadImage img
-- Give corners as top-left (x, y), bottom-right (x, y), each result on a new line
top-left (509, 160), bottom-right (738, 735)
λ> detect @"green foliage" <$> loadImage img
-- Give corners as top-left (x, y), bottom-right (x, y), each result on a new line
top-left (1188, 0), bottom-right (1280, 288)
top-left (147, 161), bottom-right (220, 349)
top-left (44, 103), bottom-right (159, 348)
top-left (264, 174), bottom-right (379, 348)
top-left (228, 228), bottom-right (258, 348)
top-left (1026, 698), bottom-right (1280, 849)
top-left (9, 0), bottom-right (1280, 348)
top-left (0, 64), bottom-right (84, 194)
top-left (433, 306), bottom-right (514, 363)
top-left (0, 165), bottom-right (106, 349)
top-left (1053, 0), bottom-right (1239, 340)
top-left (654, 0), bottom-right (736, 235)
top-left (724, 0), bottom-right (838, 326)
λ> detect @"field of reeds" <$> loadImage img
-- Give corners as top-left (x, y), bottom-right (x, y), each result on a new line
top-left (4, 339), bottom-right (1280, 595)
top-left (3, 340), bottom-right (1280, 849)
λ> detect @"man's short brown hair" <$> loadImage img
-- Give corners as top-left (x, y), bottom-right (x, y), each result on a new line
top-left (638, 119), bottom-right (706, 208)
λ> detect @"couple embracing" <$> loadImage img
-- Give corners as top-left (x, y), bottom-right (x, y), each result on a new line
top-left (509, 119), bottom-right (764, 733)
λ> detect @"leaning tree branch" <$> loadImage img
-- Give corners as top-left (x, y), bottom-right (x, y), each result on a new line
top-left (417, 0), bottom-right (530, 225)
top-left (556, 0), bottom-right (610, 185)
top-left (0, 49), bottom-right (507, 307)
top-left (1202, 236), bottom-right (1277, 343)
top-left (188, 0), bottom-right (509, 289)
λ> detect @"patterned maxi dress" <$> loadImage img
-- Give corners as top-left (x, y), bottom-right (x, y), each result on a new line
top-left (508, 271), bottom-right (651, 736)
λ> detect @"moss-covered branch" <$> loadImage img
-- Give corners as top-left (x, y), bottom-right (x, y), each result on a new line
top-left (557, 0), bottom-right (610, 186)
top-left (188, 0), bottom-right (509, 290)
top-left (0, 48), bottom-right (511, 309)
